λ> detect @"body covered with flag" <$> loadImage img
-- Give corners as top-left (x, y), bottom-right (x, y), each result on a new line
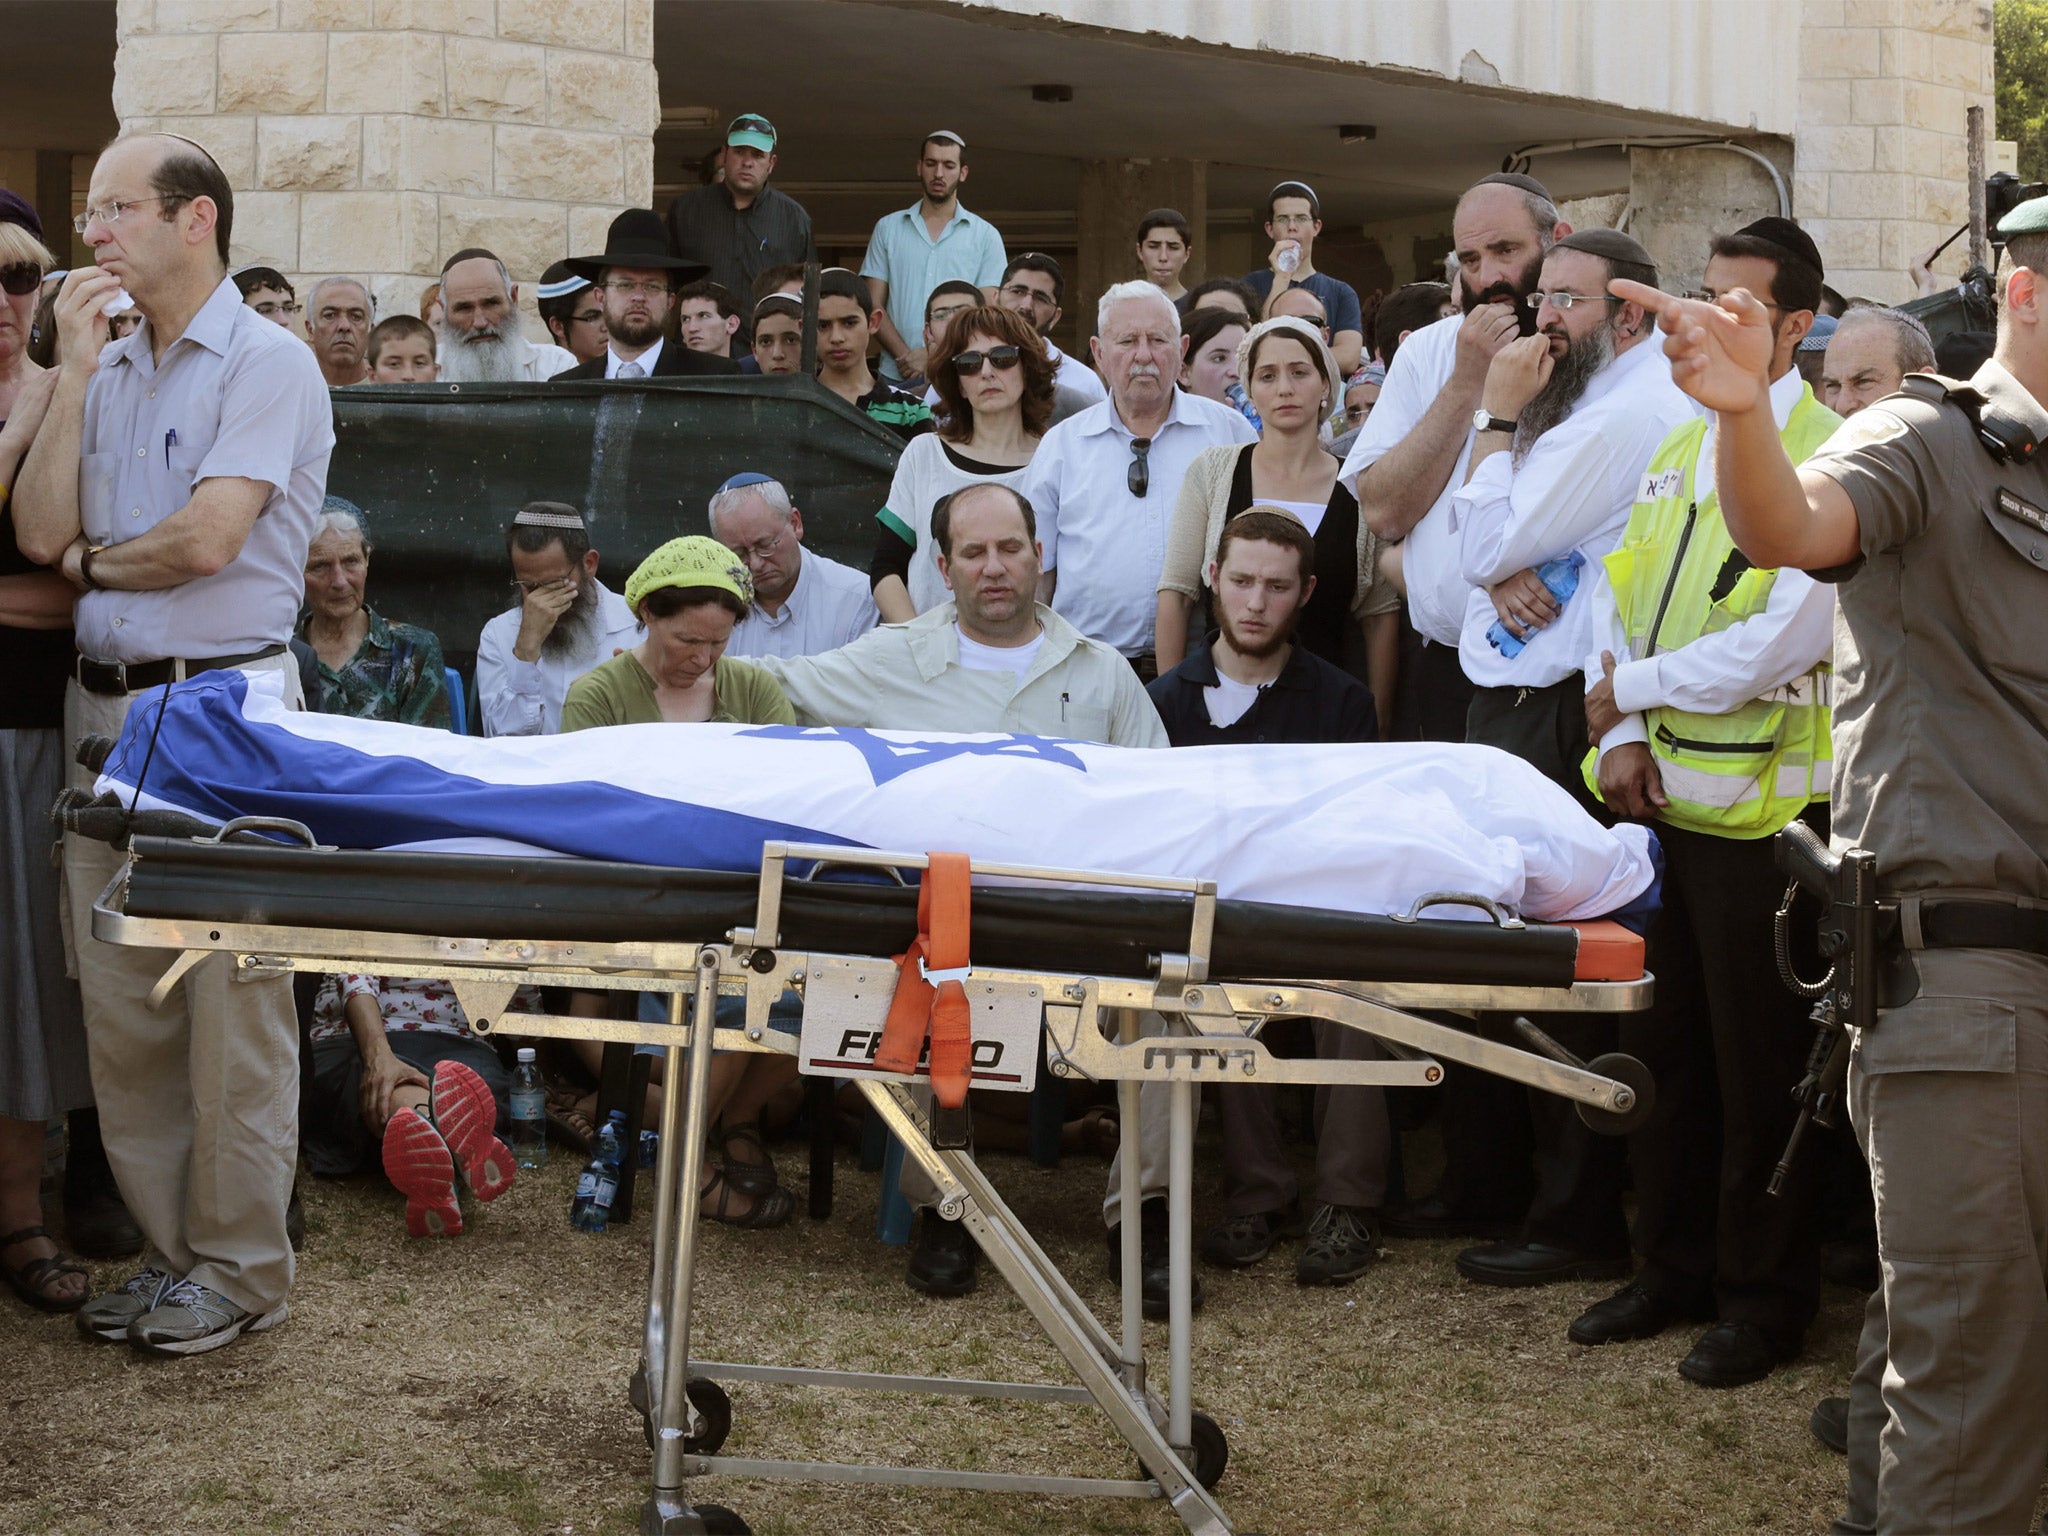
top-left (95, 671), bottom-right (1657, 923)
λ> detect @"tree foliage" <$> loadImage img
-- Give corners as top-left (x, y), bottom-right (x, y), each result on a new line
top-left (1998, 0), bottom-right (2048, 182)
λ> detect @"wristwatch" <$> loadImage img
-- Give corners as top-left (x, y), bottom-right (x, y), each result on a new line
top-left (1472, 409), bottom-right (1518, 435)
top-left (78, 543), bottom-right (107, 590)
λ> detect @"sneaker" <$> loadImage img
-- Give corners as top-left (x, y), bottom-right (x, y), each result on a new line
top-left (382, 1106), bottom-right (463, 1238)
top-left (430, 1059), bottom-right (514, 1203)
top-left (1296, 1204), bottom-right (1381, 1287)
top-left (1201, 1209), bottom-right (1284, 1270)
top-left (76, 1264), bottom-right (176, 1343)
top-left (127, 1278), bottom-right (287, 1357)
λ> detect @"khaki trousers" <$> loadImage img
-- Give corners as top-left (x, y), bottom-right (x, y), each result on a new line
top-left (60, 658), bottom-right (302, 1313)
top-left (1830, 948), bottom-right (2048, 1535)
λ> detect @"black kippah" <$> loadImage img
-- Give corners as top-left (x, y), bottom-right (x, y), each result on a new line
top-left (1472, 171), bottom-right (1554, 201)
top-left (1555, 227), bottom-right (1657, 270)
top-left (1732, 216), bottom-right (1825, 281)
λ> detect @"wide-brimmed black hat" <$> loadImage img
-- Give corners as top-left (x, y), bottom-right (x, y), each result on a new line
top-left (564, 208), bottom-right (706, 284)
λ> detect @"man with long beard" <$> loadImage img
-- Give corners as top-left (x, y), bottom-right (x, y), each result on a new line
top-left (435, 248), bottom-right (579, 384)
top-left (1444, 228), bottom-right (1695, 1291)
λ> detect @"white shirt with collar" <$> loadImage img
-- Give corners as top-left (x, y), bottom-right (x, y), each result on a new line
top-left (1583, 367), bottom-right (1836, 759)
top-left (1453, 334), bottom-right (1695, 690)
top-left (1044, 340), bottom-right (1108, 406)
top-left (1023, 386), bottom-right (1259, 656)
top-left (475, 578), bottom-right (644, 736)
top-left (605, 336), bottom-right (663, 378)
top-left (723, 547), bottom-right (880, 660)
top-left (443, 331), bottom-right (582, 381)
top-left (1336, 310), bottom-right (1473, 648)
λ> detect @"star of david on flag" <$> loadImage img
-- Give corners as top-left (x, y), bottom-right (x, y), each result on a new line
top-left (736, 726), bottom-right (1090, 786)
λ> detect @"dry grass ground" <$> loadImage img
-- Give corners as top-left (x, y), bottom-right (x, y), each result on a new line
top-left (6, 1123), bottom-right (1863, 1536)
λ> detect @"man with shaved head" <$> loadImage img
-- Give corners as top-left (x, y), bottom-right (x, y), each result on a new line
top-left (15, 132), bottom-right (335, 1356)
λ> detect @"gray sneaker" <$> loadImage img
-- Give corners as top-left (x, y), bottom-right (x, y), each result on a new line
top-left (127, 1278), bottom-right (288, 1357)
top-left (76, 1264), bottom-right (176, 1343)
top-left (1296, 1204), bottom-right (1381, 1287)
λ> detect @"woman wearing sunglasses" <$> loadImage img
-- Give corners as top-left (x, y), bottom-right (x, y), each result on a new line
top-left (869, 305), bottom-right (1056, 622)
top-left (1154, 315), bottom-right (1400, 727)
top-left (0, 193), bottom-right (110, 1312)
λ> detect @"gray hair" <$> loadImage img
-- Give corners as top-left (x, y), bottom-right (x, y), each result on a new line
top-left (312, 500), bottom-right (370, 553)
top-left (306, 275), bottom-right (374, 318)
top-left (1836, 301), bottom-right (1936, 375)
top-left (1096, 279), bottom-right (1181, 337)
top-left (707, 476), bottom-right (794, 532)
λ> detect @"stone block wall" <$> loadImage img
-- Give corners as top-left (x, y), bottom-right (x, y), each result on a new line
top-left (111, 0), bottom-right (656, 336)
top-left (1794, 0), bottom-right (1994, 303)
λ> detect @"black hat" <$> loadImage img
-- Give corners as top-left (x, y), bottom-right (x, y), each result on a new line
top-left (1733, 216), bottom-right (1825, 280)
top-left (565, 208), bottom-right (707, 284)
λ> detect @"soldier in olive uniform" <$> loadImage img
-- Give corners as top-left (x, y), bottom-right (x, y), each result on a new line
top-left (1612, 200), bottom-right (2048, 1532)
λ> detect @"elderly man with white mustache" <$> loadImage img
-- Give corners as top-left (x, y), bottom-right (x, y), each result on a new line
top-left (435, 247), bottom-right (579, 384)
top-left (1023, 279), bottom-right (1257, 679)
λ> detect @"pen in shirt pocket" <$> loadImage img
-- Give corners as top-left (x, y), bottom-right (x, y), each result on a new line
top-left (163, 428), bottom-right (178, 467)
top-left (1061, 690), bottom-right (1069, 723)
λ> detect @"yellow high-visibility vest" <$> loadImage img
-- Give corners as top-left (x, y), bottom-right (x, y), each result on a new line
top-left (1582, 384), bottom-right (1842, 838)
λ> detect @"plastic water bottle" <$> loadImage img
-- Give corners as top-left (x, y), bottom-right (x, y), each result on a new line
top-left (510, 1048), bottom-right (547, 1170)
top-left (1275, 240), bottom-right (1302, 275)
top-left (570, 1110), bottom-right (627, 1232)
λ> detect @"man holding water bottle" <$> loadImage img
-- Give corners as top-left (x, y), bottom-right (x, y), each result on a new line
top-left (1240, 182), bottom-right (1364, 375)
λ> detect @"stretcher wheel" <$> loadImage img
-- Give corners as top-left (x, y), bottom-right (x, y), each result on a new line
top-left (694, 1506), bottom-right (750, 1535)
top-left (1141, 1410), bottom-right (1229, 1491)
top-left (634, 1376), bottom-right (732, 1456)
top-left (1576, 1052), bottom-right (1655, 1137)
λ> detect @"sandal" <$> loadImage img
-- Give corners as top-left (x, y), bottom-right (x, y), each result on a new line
top-left (715, 1120), bottom-right (779, 1196)
top-left (699, 1170), bottom-right (795, 1230)
top-left (1072, 1105), bottom-right (1121, 1161)
top-left (2, 1224), bottom-right (91, 1313)
top-left (545, 1084), bottom-right (595, 1154)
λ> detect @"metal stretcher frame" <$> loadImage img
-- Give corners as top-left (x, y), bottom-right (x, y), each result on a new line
top-left (93, 837), bottom-right (1653, 1536)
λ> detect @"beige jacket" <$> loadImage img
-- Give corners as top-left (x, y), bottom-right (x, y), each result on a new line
top-left (1156, 442), bottom-right (1400, 619)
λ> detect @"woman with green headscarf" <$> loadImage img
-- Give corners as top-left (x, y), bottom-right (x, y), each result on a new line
top-left (560, 535), bottom-right (800, 1226)
top-left (562, 535), bottom-right (795, 729)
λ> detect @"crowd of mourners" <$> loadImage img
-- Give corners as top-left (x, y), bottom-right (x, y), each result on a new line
top-left (0, 110), bottom-right (2009, 1505)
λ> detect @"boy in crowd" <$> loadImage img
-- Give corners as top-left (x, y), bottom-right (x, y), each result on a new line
top-left (366, 315), bottom-right (439, 383)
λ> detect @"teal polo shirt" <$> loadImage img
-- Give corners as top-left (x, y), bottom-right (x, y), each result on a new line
top-left (859, 200), bottom-right (1008, 379)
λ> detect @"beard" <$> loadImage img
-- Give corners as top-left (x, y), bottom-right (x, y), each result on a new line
top-left (610, 311), bottom-right (661, 348)
top-left (1460, 259), bottom-right (1543, 337)
top-left (438, 323), bottom-right (529, 383)
top-left (1218, 602), bottom-right (1297, 662)
top-left (539, 575), bottom-right (603, 660)
top-left (1514, 320), bottom-right (1615, 464)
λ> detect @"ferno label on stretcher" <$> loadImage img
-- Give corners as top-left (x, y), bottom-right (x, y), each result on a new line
top-left (798, 956), bottom-right (1043, 1093)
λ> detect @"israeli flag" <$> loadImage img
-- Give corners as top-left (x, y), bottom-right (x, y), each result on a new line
top-left (96, 671), bottom-right (1657, 923)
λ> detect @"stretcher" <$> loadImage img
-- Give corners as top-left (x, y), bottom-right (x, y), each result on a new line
top-left (92, 822), bottom-right (1654, 1536)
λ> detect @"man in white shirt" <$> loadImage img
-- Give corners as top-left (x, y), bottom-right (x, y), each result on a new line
top-left (996, 252), bottom-right (1107, 406)
top-left (435, 248), bottom-right (581, 384)
top-left (1567, 219), bottom-right (1841, 1394)
top-left (708, 471), bottom-right (878, 659)
top-left (1341, 172), bottom-right (1565, 743)
top-left (1025, 281), bottom-right (1258, 672)
top-left (748, 483), bottom-right (1164, 1300)
top-left (1448, 228), bottom-right (1696, 1294)
top-left (474, 503), bottom-right (642, 736)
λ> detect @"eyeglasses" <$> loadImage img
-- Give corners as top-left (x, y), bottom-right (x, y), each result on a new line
top-left (250, 299), bottom-right (298, 318)
top-left (570, 308), bottom-right (605, 327)
top-left (1269, 213), bottom-right (1317, 229)
top-left (0, 263), bottom-right (41, 297)
top-left (509, 575), bottom-right (576, 595)
top-left (1127, 436), bottom-right (1152, 498)
top-left (1683, 288), bottom-right (1787, 315)
top-left (952, 345), bottom-right (1020, 376)
top-left (1524, 292), bottom-right (1624, 311)
top-left (72, 195), bottom-right (175, 235)
top-left (728, 528), bottom-right (790, 563)
top-left (602, 280), bottom-right (671, 298)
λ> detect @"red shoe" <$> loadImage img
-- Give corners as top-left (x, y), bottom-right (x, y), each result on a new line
top-left (430, 1060), bottom-right (515, 1203)
top-left (382, 1107), bottom-right (462, 1238)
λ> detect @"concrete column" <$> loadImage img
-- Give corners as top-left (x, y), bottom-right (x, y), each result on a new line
top-left (1793, 0), bottom-right (1994, 303)
top-left (1077, 157), bottom-right (1205, 335)
top-left (1628, 142), bottom-right (1793, 296)
top-left (111, 0), bottom-right (657, 337)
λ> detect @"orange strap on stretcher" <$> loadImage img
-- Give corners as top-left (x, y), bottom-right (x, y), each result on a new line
top-left (874, 852), bottom-right (974, 1111)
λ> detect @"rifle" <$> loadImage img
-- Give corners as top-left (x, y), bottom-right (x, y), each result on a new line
top-left (1767, 822), bottom-right (1882, 1197)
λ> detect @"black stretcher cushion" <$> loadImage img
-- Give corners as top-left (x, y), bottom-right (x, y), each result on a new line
top-left (118, 838), bottom-right (1582, 990)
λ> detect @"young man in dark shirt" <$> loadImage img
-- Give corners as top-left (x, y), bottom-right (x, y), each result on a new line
top-left (815, 269), bottom-right (933, 443)
top-left (1146, 510), bottom-right (1388, 1286)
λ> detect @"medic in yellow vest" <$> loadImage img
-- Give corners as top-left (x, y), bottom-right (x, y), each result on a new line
top-left (1581, 367), bottom-right (1842, 835)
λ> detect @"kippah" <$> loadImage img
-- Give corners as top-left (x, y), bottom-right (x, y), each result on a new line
top-left (1472, 171), bottom-right (1554, 200)
top-left (1733, 216), bottom-right (1825, 280)
top-left (1796, 313), bottom-right (1838, 353)
top-left (927, 129), bottom-right (965, 148)
top-left (1554, 227), bottom-right (1657, 270)
top-left (512, 504), bottom-right (585, 530)
top-left (716, 471), bottom-right (778, 493)
top-left (1270, 180), bottom-right (1318, 203)
top-left (536, 259), bottom-right (590, 300)
top-left (441, 246), bottom-right (500, 275)
top-left (754, 292), bottom-right (802, 316)
top-left (1998, 194), bottom-right (2048, 236)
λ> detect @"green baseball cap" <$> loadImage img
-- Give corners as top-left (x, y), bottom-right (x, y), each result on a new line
top-left (727, 114), bottom-right (777, 154)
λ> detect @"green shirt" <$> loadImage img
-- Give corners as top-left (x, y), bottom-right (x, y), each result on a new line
top-left (298, 607), bottom-right (450, 728)
top-left (560, 650), bottom-right (795, 732)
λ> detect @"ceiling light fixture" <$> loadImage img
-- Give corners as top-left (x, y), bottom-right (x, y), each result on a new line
top-left (1339, 124), bottom-right (1377, 144)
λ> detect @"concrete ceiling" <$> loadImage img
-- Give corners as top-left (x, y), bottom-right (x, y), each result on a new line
top-left (2, 0), bottom-right (117, 153)
top-left (651, 0), bottom-right (1728, 242)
